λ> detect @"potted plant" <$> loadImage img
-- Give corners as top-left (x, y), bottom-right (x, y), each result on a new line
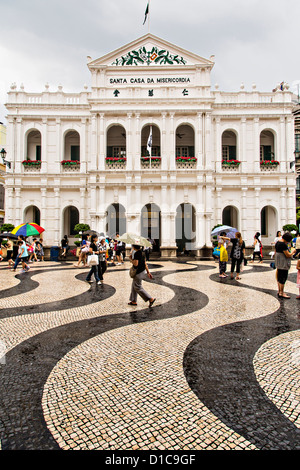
top-left (61, 160), bottom-right (80, 166)
top-left (22, 159), bottom-right (41, 167)
top-left (260, 160), bottom-right (279, 166)
top-left (105, 156), bottom-right (126, 164)
top-left (222, 159), bottom-right (241, 166)
top-left (176, 156), bottom-right (197, 163)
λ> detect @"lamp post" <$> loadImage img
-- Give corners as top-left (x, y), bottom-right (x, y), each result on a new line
top-left (0, 148), bottom-right (11, 169)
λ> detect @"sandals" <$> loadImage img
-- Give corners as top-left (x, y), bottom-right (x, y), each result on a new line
top-left (128, 301), bottom-right (137, 305)
top-left (149, 298), bottom-right (156, 307)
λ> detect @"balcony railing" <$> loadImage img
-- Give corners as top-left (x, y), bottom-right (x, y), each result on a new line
top-left (105, 156), bottom-right (126, 170)
top-left (22, 160), bottom-right (41, 171)
top-left (61, 160), bottom-right (80, 171)
top-left (260, 160), bottom-right (279, 171)
top-left (141, 156), bottom-right (161, 169)
top-left (176, 156), bottom-right (197, 169)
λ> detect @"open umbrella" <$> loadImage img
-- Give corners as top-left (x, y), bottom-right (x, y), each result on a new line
top-left (211, 225), bottom-right (238, 239)
top-left (0, 232), bottom-right (18, 239)
top-left (11, 223), bottom-right (45, 237)
top-left (119, 232), bottom-right (152, 247)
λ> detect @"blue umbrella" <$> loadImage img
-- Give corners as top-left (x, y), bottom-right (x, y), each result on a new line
top-left (211, 225), bottom-right (238, 239)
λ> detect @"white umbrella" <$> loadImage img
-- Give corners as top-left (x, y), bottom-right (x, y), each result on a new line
top-left (119, 232), bottom-right (152, 247)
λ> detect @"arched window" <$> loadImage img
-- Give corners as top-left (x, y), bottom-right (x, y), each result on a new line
top-left (27, 130), bottom-right (42, 161)
top-left (260, 130), bottom-right (275, 161)
top-left (222, 130), bottom-right (237, 161)
top-left (176, 125), bottom-right (195, 160)
top-left (64, 131), bottom-right (80, 161)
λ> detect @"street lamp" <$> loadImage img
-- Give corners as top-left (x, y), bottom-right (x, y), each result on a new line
top-left (0, 148), bottom-right (11, 169)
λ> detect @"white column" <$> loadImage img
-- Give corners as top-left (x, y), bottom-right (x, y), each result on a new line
top-left (241, 187), bottom-right (248, 235)
top-left (241, 117), bottom-right (247, 173)
top-left (134, 114), bottom-right (141, 171)
top-left (161, 113), bottom-right (167, 171)
top-left (197, 112), bottom-right (204, 170)
top-left (255, 188), bottom-right (261, 230)
top-left (80, 118), bottom-right (87, 173)
top-left (286, 116), bottom-right (294, 172)
top-left (253, 118), bottom-right (260, 173)
top-left (41, 118), bottom-right (48, 173)
top-left (7, 117), bottom-right (15, 172)
top-left (126, 113), bottom-right (132, 171)
top-left (215, 117), bottom-right (221, 172)
top-left (91, 114), bottom-right (97, 171)
top-left (79, 187), bottom-right (86, 222)
top-left (56, 118), bottom-right (62, 173)
top-left (279, 116), bottom-right (285, 171)
top-left (15, 188), bottom-right (21, 224)
top-left (99, 113), bottom-right (105, 171)
top-left (205, 113), bottom-right (212, 171)
top-left (40, 187), bottom-right (47, 228)
top-left (54, 188), bottom-right (60, 244)
top-left (169, 113), bottom-right (176, 170)
top-left (15, 118), bottom-right (23, 173)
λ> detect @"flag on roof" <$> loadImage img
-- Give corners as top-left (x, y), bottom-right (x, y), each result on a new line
top-left (143, 2), bottom-right (149, 25)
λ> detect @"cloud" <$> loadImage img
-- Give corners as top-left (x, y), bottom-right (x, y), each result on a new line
top-left (1, 0), bottom-right (300, 122)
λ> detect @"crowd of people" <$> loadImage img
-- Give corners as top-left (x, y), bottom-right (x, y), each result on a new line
top-left (215, 229), bottom-right (300, 299)
top-left (1, 228), bottom-right (299, 304)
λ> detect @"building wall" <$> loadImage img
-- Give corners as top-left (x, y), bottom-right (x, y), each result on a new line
top-left (4, 36), bottom-right (297, 253)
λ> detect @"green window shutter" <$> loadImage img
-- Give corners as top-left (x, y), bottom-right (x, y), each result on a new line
top-left (264, 146), bottom-right (272, 161)
top-left (71, 146), bottom-right (80, 161)
top-left (229, 146), bottom-right (236, 159)
top-left (36, 145), bottom-right (41, 161)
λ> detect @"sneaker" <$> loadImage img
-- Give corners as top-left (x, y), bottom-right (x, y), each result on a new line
top-left (86, 279), bottom-right (93, 283)
top-left (21, 269), bottom-right (27, 273)
top-left (26, 266), bottom-right (30, 272)
top-left (97, 281), bottom-right (101, 284)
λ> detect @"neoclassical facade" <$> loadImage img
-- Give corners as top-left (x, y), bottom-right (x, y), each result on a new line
top-left (4, 34), bottom-right (296, 256)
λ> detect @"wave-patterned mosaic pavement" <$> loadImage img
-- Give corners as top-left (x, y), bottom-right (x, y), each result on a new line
top-left (0, 259), bottom-right (299, 450)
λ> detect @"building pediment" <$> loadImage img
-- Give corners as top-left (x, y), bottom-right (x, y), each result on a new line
top-left (87, 33), bottom-right (214, 69)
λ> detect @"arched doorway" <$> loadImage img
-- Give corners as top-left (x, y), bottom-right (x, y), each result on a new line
top-left (106, 125), bottom-right (126, 159)
top-left (24, 205), bottom-right (40, 225)
top-left (63, 206), bottom-right (79, 237)
top-left (222, 205), bottom-right (239, 229)
top-left (261, 206), bottom-right (277, 241)
top-left (141, 204), bottom-right (161, 253)
top-left (176, 203), bottom-right (196, 253)
top-left (175, 125), bottom-right (195, 162)
top-left (106, 204), bottom-right (126, 237)
top-left (141, 124), bottom-right (161, 157)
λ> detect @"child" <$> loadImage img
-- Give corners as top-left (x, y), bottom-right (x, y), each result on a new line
top-left (17, 240), bottom-right (30, 273)
top-left (297, 259), bottom-right (300, 299)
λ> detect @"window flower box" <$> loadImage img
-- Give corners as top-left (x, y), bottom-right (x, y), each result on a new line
top-left (260, 160), bottom-right (279, 166)
top-left (22, 159), bottom-right (41, 167)
top-left (222, 159), bottom-right (241, 166)
top-left (61, 160), bottom-right (80, 166)
top-left (176, 156), bottom-right (197, 169)
top-left (105, 156), bottom-right (127, 164)
top-left (105, 156), bottom-right (126, 170)
top-left (141, 156), bottom-right (161, 169)
top-left (22, 160), bottom-right (41, 171)
top-left (176, 156), bottom-right (197, 163)
top-left (260, 160), bottom-right (279, 171)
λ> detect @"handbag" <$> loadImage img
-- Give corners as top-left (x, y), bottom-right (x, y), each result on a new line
top-left (213, 246), bottom-right (221, 257)
top-left (129, 266), bottom-right (137, 278)
top-left (87, 253), bottom-right (99, 266)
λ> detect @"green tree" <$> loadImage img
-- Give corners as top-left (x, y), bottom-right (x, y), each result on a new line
top-left (74, 223), bottom-right (90, 234)
top-left (0, 223), bottom-right (15, 233)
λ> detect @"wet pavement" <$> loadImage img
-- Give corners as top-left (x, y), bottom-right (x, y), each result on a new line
top-left (0, 259), bottom-right (299, 450)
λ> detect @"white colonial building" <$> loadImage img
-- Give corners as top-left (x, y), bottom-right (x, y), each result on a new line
top-left (4, 34), bottom-right (296, 256)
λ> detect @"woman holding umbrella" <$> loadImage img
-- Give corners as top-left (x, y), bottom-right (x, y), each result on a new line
top-left (128, 243), bottom-right (156, 307)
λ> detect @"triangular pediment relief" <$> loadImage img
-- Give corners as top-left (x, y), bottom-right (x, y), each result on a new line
top-left (88, 33), bottom-right (214, 68)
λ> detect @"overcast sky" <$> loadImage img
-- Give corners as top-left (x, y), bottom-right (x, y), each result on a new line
top-left (1, 0), bottom-right (300, 123)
